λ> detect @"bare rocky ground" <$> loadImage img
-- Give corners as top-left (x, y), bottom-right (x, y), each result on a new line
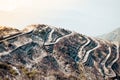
top-left (0, 24), bottom-right (119, 80)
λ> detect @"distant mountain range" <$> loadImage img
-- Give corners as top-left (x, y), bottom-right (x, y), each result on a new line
top-left (0, 24), bottom-right (120, 80)
top-left (98, 27), bottom-right (120, 42)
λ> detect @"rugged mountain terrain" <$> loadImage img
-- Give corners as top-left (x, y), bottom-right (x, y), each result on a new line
top-left (98, 27), bottom-right (120, 42)
top-left (0, 24), bottom-right (120, 80)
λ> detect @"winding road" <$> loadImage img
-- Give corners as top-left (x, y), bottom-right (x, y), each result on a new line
top-left (0, 26), bottom-right (120, 79)
top-left (82, 37), bottom-right (100, 63)
top-left (46, 28), bottom-right (55, 43)
top-left (44, 30), bottom-right (75, 46)
top-left (78, 36), bottom-right (91, 60)
top-left (106, 43), bottom-right (119, 77)
top-left (0, 30), bottom-right (33, 43)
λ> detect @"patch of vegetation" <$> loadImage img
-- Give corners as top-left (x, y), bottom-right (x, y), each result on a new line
top-left (3, 77), bottom-right (9, 80)
top-left (26, 70), bottom-right (38, 78)
top-left (0, 62), bottom-right (18, 75)
top-left (0, 62), bottom-right (18, 79)
top-left (69, 76), bottom-right (80, 80)
top-left (9, 68), bottom-right (18, 76)
top-left (78, 63), bottom-right (87, 80)
top-left (20, 66), bottom-right (38, 79)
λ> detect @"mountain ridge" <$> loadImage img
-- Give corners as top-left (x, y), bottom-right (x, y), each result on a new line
top-left (98, 27), bottom-right (120, 42)
top-left (0, 24), bottom-right (119, 80)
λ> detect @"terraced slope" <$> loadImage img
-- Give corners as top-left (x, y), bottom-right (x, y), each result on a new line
top-left (0, 24), bottom-right (119, 80)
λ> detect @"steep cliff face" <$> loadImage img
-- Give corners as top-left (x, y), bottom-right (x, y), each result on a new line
top-left (0, 24), bottom-right (119, 80)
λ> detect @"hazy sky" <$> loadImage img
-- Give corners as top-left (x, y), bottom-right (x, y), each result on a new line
top-left (0, 0), bottom-right (120, 36)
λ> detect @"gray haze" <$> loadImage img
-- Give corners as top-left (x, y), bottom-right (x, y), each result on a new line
top-left (0, 0), bottom-right (120, 36)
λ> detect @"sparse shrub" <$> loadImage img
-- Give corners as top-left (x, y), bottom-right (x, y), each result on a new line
top-left (4, 77), bottom-right (9, 80)
top-left (0, 62), bottom-right (10, 70)
top-left (20, 66), bottom-right (38, 79)
top-left (9, 69), bottom-right (18, 76)
top-left (26, 70), bottom-right (38, 78)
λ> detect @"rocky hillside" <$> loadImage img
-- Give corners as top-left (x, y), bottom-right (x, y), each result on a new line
top-left (0, 26), bottom-right (20, 37)
top-left (98, 27), bottom-right (120, 42)
top-left (0, 24), bottom-right (120, 80)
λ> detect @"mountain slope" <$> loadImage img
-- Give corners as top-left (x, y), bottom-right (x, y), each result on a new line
top-left (0, 24), bottom-right (120, 80)
top-left (98, 27), bottom-right (120, 42)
